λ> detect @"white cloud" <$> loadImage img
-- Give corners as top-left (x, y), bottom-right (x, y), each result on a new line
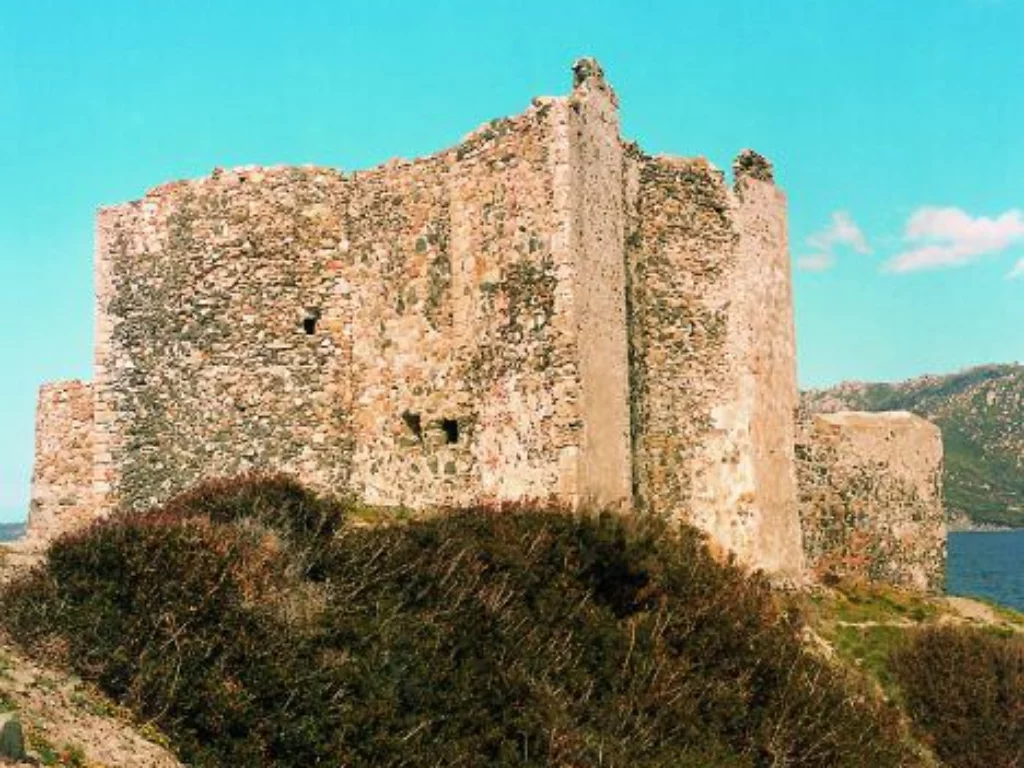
top-left (1009, 258), bottom-right (1024, 279)
top-left (797, 211), bottom-right (871, 272)
top-left (808, 211), bottom-right (873, 255)
top-left (796, 253), bottom-right (833, 271)
top-left (883, 207), bottom-right (1024, 274)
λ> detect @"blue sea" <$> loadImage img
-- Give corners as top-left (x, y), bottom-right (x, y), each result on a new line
top-left (946, 530), bottom-right (1024, 611)
top-left (0, 522), bottom-right (25, 543)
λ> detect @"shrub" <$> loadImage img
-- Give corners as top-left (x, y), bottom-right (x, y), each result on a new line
top-left (150, 473), bottom-right (347, 578)
top-left (2, 477), bottom-right (917, 767)
top-left (891, 625), bottom-right (1023, 768)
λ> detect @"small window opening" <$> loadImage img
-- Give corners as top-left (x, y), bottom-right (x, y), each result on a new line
top-left (441, 418), bottom-right (459, 444)
top-left (303, 307), bottom-right (322, 335)
top-left (402, 411), bottom-right (423, 440)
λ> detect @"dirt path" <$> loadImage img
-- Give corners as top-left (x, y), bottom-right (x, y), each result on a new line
top-left (941, 595), bottom-right (1024, 632)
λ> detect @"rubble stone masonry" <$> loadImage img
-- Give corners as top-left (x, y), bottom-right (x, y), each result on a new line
top-left (27, 381), bottom-right (95, 547)
top-left (27, 59), bottom-right (945, 588)
top-left (624, 149), bottom-right (803, 575)
top-left (796, 411), bottom-right (946, 592)
top-left (90, 60), bottom-right (634, 518)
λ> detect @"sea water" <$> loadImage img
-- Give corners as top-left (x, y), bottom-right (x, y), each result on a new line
top-left (946, 530), bottom-right (1024, 611)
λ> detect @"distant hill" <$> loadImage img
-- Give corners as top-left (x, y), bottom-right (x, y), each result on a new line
top-left (0, 522), bottom-right (25, 542)
top-left (802, 364), bottom-right (1023, 528)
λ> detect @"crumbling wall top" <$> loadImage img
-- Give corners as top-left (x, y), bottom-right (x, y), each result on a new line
top-left (733, 149), bottom-right (775, 186)
top-left (814, 410), bottom-right (932, 430)
top-left (571, 57), bottom-right (618, 107)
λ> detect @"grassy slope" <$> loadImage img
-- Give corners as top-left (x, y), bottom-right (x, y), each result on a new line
top-left (798, 581), bottom-right (1023, 767)
top-left (802, 364), bottom-right (1023, 527)
top-left (802, 581), bottom-right (1022, 697)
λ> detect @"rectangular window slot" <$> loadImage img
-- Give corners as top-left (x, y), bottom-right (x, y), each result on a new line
top-left (303, 307), bottom-right (322, 335)
top-left (441, 418), bottom-right (459, 444)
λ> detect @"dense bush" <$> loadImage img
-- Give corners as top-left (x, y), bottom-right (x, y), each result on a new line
top-left (2, 476), bottom-right (917, 767)
top-left (891, 625), bottom-right (1023, 768)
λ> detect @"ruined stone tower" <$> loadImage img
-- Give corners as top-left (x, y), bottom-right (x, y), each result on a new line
top-left (30, 59), bottom-right (811, 576)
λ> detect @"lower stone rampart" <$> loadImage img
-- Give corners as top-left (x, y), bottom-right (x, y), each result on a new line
top-left (796, 411), bottom-right (946, 592)
top-left (27, 381), bottom-right (96, 547)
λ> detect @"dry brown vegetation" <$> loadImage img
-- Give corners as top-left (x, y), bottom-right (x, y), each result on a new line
top-left (0, 475), bottom-right (923, 767)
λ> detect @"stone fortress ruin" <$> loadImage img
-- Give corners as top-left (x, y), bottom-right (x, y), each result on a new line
top-left (25, 60), bottom-right (946, 590)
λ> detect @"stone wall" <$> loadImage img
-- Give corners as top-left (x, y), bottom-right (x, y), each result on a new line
top-left (92, 60), bottom-right (633, 516)
top-left (731, 156), bottom-right (803, 575)
top-left (94, 168), bottom-right (355, 513)
top-left (624, 150), bottom-right (803, 576)
top-left (564, 60), bottom-right (632, 509)
top-left (27, 381), bottom-right (95, 546)
top-left (344, 95), bottom-right (577, 509)
top-left (796, 411), bottom-right (946, 592)
top-left (30, 58), bottom-right (826, 578)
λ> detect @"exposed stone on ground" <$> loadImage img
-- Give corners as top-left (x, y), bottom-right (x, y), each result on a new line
top-left (0, 714), bottom-right (26, 761)
top-left (0, 638), bottom-right (181, 767)
top-left (941, 595), bottom-right (1023, 630)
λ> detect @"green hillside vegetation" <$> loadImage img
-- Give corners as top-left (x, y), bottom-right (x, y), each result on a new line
top-left (892, 625), bottom-right (1022, 768)
top-left (2, 476), bottom-right (926, 768)
top-left (803, 582), bottom-right (1022, 768)
top-left (802, 364), bottom-right (1023, 527)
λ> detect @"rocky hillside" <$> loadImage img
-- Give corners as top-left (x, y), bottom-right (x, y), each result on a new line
top-left (802, 364), bottom-right (1023, 528)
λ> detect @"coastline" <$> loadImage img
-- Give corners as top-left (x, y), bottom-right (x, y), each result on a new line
top-left (947, 522), bottom-right (1018, 533)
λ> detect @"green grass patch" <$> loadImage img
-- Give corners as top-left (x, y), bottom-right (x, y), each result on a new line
top-left (805, 581), bottom-right (1023, 767)
top-left (0, 690), bottom-right (17, 713)
top-left (833, 625), bottom-right (907, 698)
top-left (828, 583), bottom-right (938, 625)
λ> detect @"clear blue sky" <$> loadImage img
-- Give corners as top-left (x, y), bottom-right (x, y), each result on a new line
top-left (1, 0), bottom-right (1021, 522)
